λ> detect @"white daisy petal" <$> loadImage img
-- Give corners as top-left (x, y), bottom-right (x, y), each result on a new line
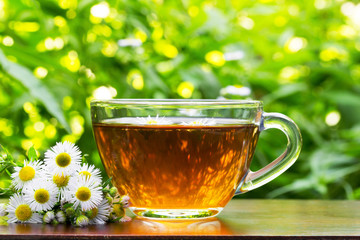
top-left (11, 160), bottom-right (43, 190)
top-left (44, 141), bottom-right (82, 175)
top-left (23, 180), bottom-right (59, 211)
top-left (89, 198), bottom-right (111, 224)
top-left (75, 164), bottom-right (102, 183)
top-left (0, 203), bottom-right (6, 217)
top-left (64, 176), bottom-right (103, 211)
top-left (181, 118), bottom-right (217, 126)
top-left (136, 114), bottom-right (172, 125)
top-left (6, 193), bottom-right (42, 223)
top-left (44, 171), bottom-right (72, 200)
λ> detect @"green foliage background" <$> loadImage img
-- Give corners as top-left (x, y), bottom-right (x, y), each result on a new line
top-left (1, 0), bottom-right (360, 199)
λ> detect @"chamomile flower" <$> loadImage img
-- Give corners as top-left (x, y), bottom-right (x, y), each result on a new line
top-left (136, 115), bottom-right (172, 125)
top-left (75, 164), bottom-right (102, 183)
top-left (64, 176), bottom-right (103, 211)
top-left (43, 211), bottom-right (55, 224)
top-left (181, 118), bottom-right (216, 126)
top-left (7, 193), bottom-right (42, 223)
top-left (11, 160), bottom-right (43, 190)
top-left (45, 171), bottom-right (72, 199)
top-left (88, 198), bottom-right (111, 224)
top-left (76, 215), bottom-right (89, 227)
top-left (23, 180), bottom-right (59, 211)
top-left (56, 211), bottom-right (66, 223)
top-left (44, 141), bottom-right (82, 175)
top-left (0, 203), bottom-right (6, 217)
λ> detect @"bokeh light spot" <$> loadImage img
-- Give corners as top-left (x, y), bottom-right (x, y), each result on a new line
top-left (91, 2), bottom-right (110, 19)
top-left (325, 111), bottom-right (341, 126)
top-left (34, 67), bottom-right (48, 79)
top-left (205, 51), bottom-right (225, 67)
top-left (177, 82), bottom-right (194, 98)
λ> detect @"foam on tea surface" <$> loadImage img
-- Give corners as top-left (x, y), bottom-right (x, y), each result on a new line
top-left (93, 117), bottom-right (259, 218)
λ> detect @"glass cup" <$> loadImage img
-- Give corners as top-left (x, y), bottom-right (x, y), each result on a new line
top-left (91, 99), bottom-right (302, 219)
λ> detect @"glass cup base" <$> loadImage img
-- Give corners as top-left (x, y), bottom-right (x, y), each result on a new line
top-left (130, 207), bottom-right (223, 220)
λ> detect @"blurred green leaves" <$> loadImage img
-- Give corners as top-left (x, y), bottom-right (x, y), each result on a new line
top-left (0, 0), bottom-right (359, 199)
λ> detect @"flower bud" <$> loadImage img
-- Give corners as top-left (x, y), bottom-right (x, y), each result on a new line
top-left (52, 219), bottom-right (59, 225)
top-left (76, 215), bottom-right (89, 227)
top-left (43, 211), bottom-right (55, 224)
top-left (56, 210), bottom-right (66, 223)
top-left (109, 187), bottom-right (118, 197)
top-left (65, 207), bottom-right (75, 217)
top-left (113, 204), bottom-right (125, 218)
top-left (120, 195), bottom-right (130, 208)
top-left (106, 196), bottom-right (112, 204)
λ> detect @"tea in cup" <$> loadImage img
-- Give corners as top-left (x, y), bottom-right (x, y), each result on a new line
top-left (91, 99), bottom-right (301, 219)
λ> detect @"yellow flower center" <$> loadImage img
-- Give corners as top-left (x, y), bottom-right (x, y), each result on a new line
top-left (15, 204), bottom-right (32, 221)
top-left (76, 187), bottom-right (91, 201)
top-left (113, 204), bottom-right (125, 218)
top-left (19, 166), bottom-right (35, 182)
top-left (146, 119), bottom-right (158, 124)
top-left (34, 189), bottom-right (50, 204)
top-left (53, 174), bottom-right (70, 187)
top-left (55, 152), bottom-right (71, 167)
top-left (88, 207), bottom-right (98, 220)
top-left (79, 171), bottom-right (91, 179)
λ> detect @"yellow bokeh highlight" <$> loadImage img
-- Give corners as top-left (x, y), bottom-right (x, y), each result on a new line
top-left (320, 47), bottom-right (347, 62)
top-left (2, 36), bottom-right (14, 46)
top-left (274, 16), bottom-right (287, 27)
top-left (338, 25), bottom-right (356, 39)
top-left (279, 66), bottom-right (300, 83)
top-left (54, 16), bottom-right (67, 27)
top-left (101, 40), bottom-right (118, 57)
top-left (177, 81), bottom-right (194, 98)
top-left (135, 29), bottom-right (147, 42)
top-left (10, 21), bottom-right (40, 32)
top-left (60, 51), bottom-right (80, 72)
top-left (63, 96), bottom-right (73, 110)
top-left (66, 9), bottom-right (76, 19)
top-left (62, 135), bottom-right (78, 143)
top-left (237, 16), bottom-right (254, 30)
top-left (152, 27), bottom-right (163, 41)
top-left (0, 118), bottom-right (13, 136)
top-left (188, 6), bottom-right (199, 17)
top-left (285, 37), bottom-right (307, 53)
top-left (205, 50), bottom-right (225, 67)
top-left (34, 122), bottom-right (45, 132)
top-left (34, 66), bottom-right (48, 79)
top-left (70, 114), bottom-right (84, 136)
top-left (45, 125), bottom-right (57, 139)
top-left (92, 24), bottom-right (112, 37)
top-left (59, 0), bottom-right (77, 9)
top-left (154, 40), bottom-right (178, 58)
top-left (21, 140), bottom-right (33, 151)
top-left (127, 69), bottom-right (144, 90)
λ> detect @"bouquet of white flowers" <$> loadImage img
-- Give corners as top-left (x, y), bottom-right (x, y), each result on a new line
top-left (0, 141), bottom-right (131, 227)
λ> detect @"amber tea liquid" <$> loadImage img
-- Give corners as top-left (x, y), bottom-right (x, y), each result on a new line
top-left (93, 118), bottom-right (259, 218)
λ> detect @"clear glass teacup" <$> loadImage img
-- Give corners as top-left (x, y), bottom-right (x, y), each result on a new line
top-left (91, 99), bottom-right (302, 219)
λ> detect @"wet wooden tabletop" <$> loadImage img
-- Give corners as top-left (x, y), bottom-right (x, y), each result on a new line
top-left (1, 199), bottom-right (360, 239)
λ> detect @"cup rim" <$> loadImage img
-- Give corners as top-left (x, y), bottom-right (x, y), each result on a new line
top-left (91, 98), bottom-right (263, 107)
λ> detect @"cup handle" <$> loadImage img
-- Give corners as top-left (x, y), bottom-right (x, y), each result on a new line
top-left (236, 112), bottom-right (302, 194)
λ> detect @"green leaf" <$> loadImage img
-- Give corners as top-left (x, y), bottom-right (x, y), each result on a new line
top-left (0, 48), bottom-right (71, 132)
top-left (27, 146), bottom-right (38, 161)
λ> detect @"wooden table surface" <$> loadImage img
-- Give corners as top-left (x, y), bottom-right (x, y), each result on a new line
top-left (1, 199), bottom-right (360, 239)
